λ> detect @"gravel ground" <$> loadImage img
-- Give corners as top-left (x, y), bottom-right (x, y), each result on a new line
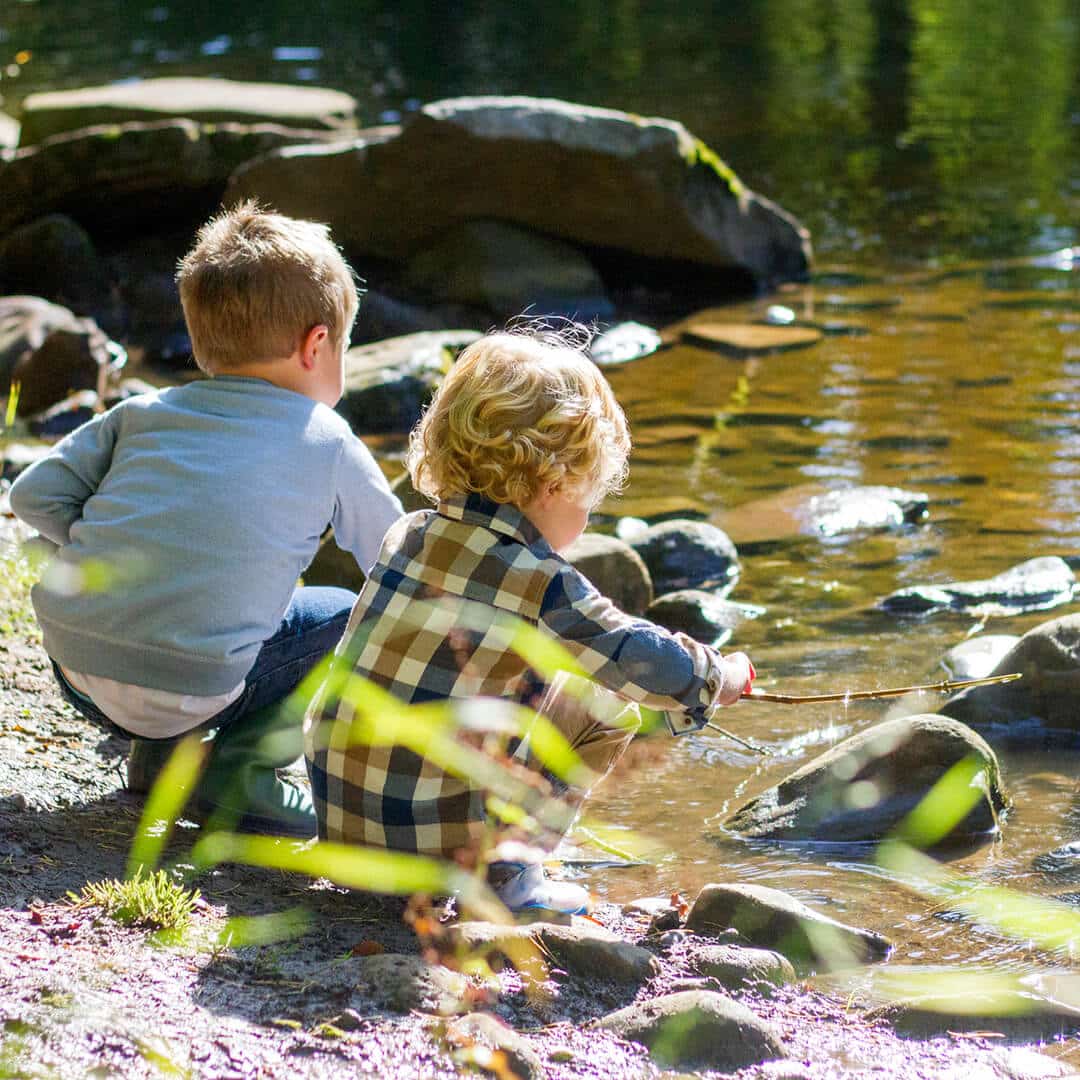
top-left (2, 512), bottom-right (1080, 1079)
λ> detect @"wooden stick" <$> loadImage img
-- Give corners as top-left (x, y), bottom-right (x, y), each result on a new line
top-left (742, 672), bottom-right (1023, 706)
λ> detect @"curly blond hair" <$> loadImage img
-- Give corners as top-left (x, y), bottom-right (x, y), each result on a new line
top-left (407, 328), bottom-right (630, 508)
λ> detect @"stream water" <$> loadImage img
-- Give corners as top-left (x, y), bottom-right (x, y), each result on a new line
top-left (4, 1), bottom-right (1080, 981)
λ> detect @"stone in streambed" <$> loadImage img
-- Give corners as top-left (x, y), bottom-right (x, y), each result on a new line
top-left (681, 321), bottom-right (823, 356)
top-left (563, 533), bottom-right (653, 616)
top-left (723, 714), bottom-right (1007, 844)
top-left (589, 322), bottom-right (662, 367)
top-left (880, 557), bottom-right (1076, 617)
top-left (645, 589), bottom-right (762, 646)
top-left (689, 943), bottom-right (796, 992)
top-left (628, 519), bottom-right (739, 597)
top-left (597, 990), bottom-right (786, 1071)
top-left (685, 883), bottom-right (891, 971)
top-left (941, 613), bottom-right (1080, 732)
top-left (940, 634), bottom-right (1021, 681)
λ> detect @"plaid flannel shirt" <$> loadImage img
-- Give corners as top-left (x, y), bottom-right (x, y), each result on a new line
top-left (305, 493), bottom-right (732, 858)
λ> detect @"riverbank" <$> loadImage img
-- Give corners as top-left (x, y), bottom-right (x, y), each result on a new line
top-left (0, 521), bottom-right (1074, 1079)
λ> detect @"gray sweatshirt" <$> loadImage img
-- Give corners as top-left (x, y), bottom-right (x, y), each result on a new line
top-left (10, 377), bottom-right (402, 695)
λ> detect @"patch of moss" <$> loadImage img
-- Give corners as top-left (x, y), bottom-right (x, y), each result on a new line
top-left (684, 138), bottom-right (746, 199)
top-left (69, 867), bottom-right (201, 933)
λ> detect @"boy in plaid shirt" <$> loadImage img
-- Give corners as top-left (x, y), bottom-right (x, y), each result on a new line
top-left (305, 328), bottom-right (754, 914)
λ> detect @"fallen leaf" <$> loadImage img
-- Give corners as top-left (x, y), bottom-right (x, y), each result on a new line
top-left (349, 940), bottom-right (385, 957)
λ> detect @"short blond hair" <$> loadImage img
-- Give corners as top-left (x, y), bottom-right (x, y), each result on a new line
top-left (408, 327), bottom-right (631, 508)
top-left (176, 200), bottom-right (358, 373)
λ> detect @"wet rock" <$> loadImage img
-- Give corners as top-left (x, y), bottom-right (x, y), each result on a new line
top-left (645, 589), bottom-right (762, 646)
top-left (628, 519), bottom-right (739, 597)
top-left (689, 943), bottom-right (796, 992)
top-left (0, 216), bottom-right (111, 322)
top-left (445, 1013), bottom-right (544, 1080)
top-left (714, 483), bottom-right (928, 545)
top-left (623, 896), bottom-right (674, 918)
top-left (0, 111), bottom-right (18, 149)
top-left (404, 219), bottom-right (611, 321)
top-left (1, 442), bottom-right (50, 484)
top-left (1, 120), bottom-right (354, 237)
top-left (941, 614), bottom-right (1080, 732)
top-left (353, 289), bottom-right (461, 344)
top-left (562, 533), bottom-right (653, 616)
top-left (681, 321), bottom-right (823, 356)
top-left (337, 330), bottom-right (479, 434)
top-left (597, 990), bottom-right (786, 1071)
top-left (19, 77), bottom-right (358, 146)
top-left (723, 713), bottom-right (1007, 845)
top-left (0, 296), bottom-right (118, 417)
top-left (230, 96), bottom-right (811, 291)
top-left (881, 557), bottom-right (1076, 617)
top-left (447, 921), bottom-right (659, 987)
top-left (684, 883), bottom-right (891, 971)
top-left (940, 635), bottom-right (1021, 680)
top-left (589, 322), bottom-right (662, 367)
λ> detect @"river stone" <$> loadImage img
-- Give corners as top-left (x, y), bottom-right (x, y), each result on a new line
top-left (0, 119), bottom-right (359, 236)
top-left (562, 533), bottom-right (653, 616)
top-left (0, 111), bottom-right (18, 149)
top-left (230, 95), bottom-right (810, 290)
top-left (880, 557), bottom-right (1076, 617)
top-left (713, 483), bottom-right (928, 544)
top-left (690, 943), bottom-right (796, 992)
top-left (941, 614), bottom-right (1080, 731)
top-left (597, 990), bottom-right (786, 1071)
top-left (940, 635), bottom-right (1021, 680)
top-left (684, 883), bottom-right (891, 971)
top-left (403, 219), bottom-right (610, 320)
top-left (646, 590), bottom-right (763, 645)
top-left (0, 296), bottom-right (116, 417)
top-left (445, 1013), bottom-right (543, 1080)
top-left (629, 520), bottom-right (739, 597)
top-left (589, 322), bottom-right (662, 367)
top-left (18, 77), bottom-right (357, 146)
top-left (724, 713), bottom-right (1007, 845)
top-left (681, 322), bottom-right (823, 356)
top-left (337, 330), bottom-right (478, 435)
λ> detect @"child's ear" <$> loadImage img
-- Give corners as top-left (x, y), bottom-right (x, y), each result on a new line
top-left (300, 324), bottom-right (329, 369)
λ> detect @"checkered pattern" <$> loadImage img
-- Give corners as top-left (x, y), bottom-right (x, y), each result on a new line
top-left (305, 493), bottom-right (732, 857)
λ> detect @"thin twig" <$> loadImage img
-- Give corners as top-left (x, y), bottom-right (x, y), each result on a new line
top-left (742, 672), bottom-right (1023, 706)
top-left (704, 722), bottom-right (773, 756)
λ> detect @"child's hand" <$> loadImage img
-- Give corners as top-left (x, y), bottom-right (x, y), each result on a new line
top-left (713, 652), bottom-right (755, 706)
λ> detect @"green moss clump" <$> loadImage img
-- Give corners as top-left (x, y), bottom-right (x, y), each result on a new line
top-left (684, 138), bottom-right (745, 199)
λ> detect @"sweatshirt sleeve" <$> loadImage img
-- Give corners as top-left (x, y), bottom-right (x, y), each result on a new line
top-left (331, 433), bottom-right (404, 574)
top-left (538, 562), bottom-right (728, 734)
top-left (8, 409), bottom-right (121, 546)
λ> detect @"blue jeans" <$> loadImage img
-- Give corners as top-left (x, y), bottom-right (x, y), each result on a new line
top-left (52, 586), bottom-right (356, 742)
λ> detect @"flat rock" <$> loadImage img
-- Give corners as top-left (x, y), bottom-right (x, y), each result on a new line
top-left (941, 613), bottom-right (1080, 732)
top-left (597, 990), bottom-right (786, 1071)
top-left (940, 635), bottom-right (1021, 680)
top-left (230, 95), bottom-right (810, 289)
top-left (723, 713), bottom-right (1008, 844)
top-left (645, 589), bottom-right (763, 646)
top-left (563, 533), bottom-right (653, 616)
top-left (690, 943), bottom-right (796, 992)
top-left (628, 519), bottom-right (739, 597)
top-left (685, 883), bottom-right (891, 971)
top-left (19, 77), bottom-right (357, 145)
top-left (681, 322), bottom-right (823, 356)
top-left (714, 483), bottom-right (928, 544)
top-left (881, 557), bottom-right (1076, 617)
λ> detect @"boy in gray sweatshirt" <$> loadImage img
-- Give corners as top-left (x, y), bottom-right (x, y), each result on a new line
top-left (9, 202), bottom-right (402, 835)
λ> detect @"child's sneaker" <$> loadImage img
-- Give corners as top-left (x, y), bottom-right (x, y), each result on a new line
top-left (488, 861), bottom-right (590, 918)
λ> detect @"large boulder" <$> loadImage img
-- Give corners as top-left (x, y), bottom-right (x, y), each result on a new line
top-left (562, 533), bottom-right (653, 616)
top-left (881, 557), bottom-right (1076, 617)
top-left (941, 614), bottom-right (1080, 732)
top-left (597, 990), bottom-right (786, 1071)
top-left (18, 77), bottom-right (358, 146)
top-left (628, 519), bottom-right (740, 597)
top-left (230, 96), bottom-right (811, 290)
top-left (723, 714), bottom-right (1007, 844)
top-left (685, 883), bottom-right (891, 971)
top-left (0, 119), bottom-right (366, 237)
top-left (645, 589), bottom-right (762, 646)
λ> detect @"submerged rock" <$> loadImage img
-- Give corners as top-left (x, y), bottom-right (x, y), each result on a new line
top-left (685, 883), bottom-right (891, 971)
top-left (563, 533), bottom-right (653, 616)
top-left (940, 635), bottom-right (1021, 681)
top-left (714, 483), bottom-right (928, 545)
top-left (597, 990), bottom-right (786, 1071)
top-left (230, 95), bottom-right (811, 291)
top-left (881, 557), bottom-right (1076, 617)
top-left (628, 519), bottom-right (740, 597)
top-left (680, 321), bottom-right (823, 356)
top-left (645, 590), bottom-right (763, 646)
top-left (589, 322), bottom-right (662, 367)
top-left (941, 614), bottom-right (1080, 732)
top-left (722, 714), bottom-right (1007, 845)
